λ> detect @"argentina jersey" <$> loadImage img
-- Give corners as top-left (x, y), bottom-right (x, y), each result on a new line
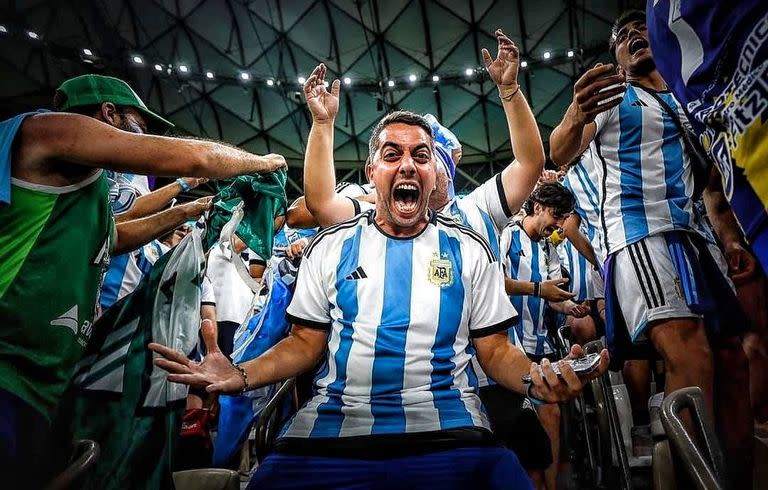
top-left (500, 221), bottom-right (561, 356)
top-left (439, 173), bottom-right (513, 259)
top-left (99, 240), bottom-right (168, 312)
top-left (593, 84), bottom-right (702, 255)
top-left (280, 210), bottom-right (517, 439)
top-left (558, 240), bottom-right (590, 303)
top-left (563, 145), bottom-right (606, 264)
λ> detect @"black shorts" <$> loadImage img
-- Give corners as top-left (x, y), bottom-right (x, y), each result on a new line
top-left (479, 384), bottom-right (553, 470)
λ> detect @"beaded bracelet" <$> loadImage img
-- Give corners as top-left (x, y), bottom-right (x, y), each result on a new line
top-left (233, 363), bottom-right (249, 393)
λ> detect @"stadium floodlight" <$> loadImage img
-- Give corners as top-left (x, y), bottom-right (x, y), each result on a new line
top-left (520, 60), bottom-right (528, 68)
top-left (298, 76), bottom-right (306, 84)
top-left (154, 64), bottom-right (164, 72)
top-left (205, 71), bottom-right (215, 80)
top-left (27, 30), bottom-right (39, 40)
top-left (82, 48), bottom-right (93, 56)
top-left (567, 49), bottom-right (574, 58)
top-left (432, 75), bottom-right (439, 82)
top-left (266, 79), bottom-right (275, 86)
top-left (240, 72), bottom-right (250, 81)
top-left (0, 25), bottom-right (7, 34)
top-left (343, 77), bottom-right (351, 85)
top-left (465, 68), bottom-right (474, 76)
top-left (131, 55), bottom-right (144, 65)
top-left (408, 74), bottom-right (417, 82)
top-left (387, 80), bottom-right (395, 88)
top-left (543, 51), bottom-right (551, 60)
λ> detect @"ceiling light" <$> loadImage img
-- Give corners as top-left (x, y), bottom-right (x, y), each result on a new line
top-left (298, 76), bottom-right (306, 84)
top-left (343, 77), bottom-right (351, 85)
top-left (567, 49), bottom-right (574, 58)
top-left (27, 30), bottom-right (39, 40)
top-left (82, 48), bottom-right (93, 56)
top-left (131, 55), bottom-right (144, 65)
top-left (543, 51), bottom-right (551, 60)
top-left (465, 68), bottom-right (474, 76)
top-left (205, 71), bottom-right (214, 80)
top-left (0, 25), bottom-right (7, 34)
top-left (520, 60), bottom-right (528, 68)
top-left (408, 74), bottom-right (417, 82)
top-left (432, 74), bottom-right (440, 82)
top-left (178, 64), bottom-right (189, 73)
top-left (239, 72), bottom-right (250, 81)
top-left (387, 80), bottom-right (395, 88)
top-left (266, 79), bottom-right (275, 86)
top-left (154, 64), bottom-right (163, 72)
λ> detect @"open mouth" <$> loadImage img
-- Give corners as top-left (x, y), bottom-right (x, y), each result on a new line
top-left (392, 182), bottom-right (421, 216)
top-left (629, 37), bottom-right (648, 55)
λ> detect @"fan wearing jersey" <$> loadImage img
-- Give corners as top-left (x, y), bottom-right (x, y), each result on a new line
top-left (499, 183), bottom-right (589, 490)
top-left (149, 79), bottom-right (610, 489)
top-left (549, 11), bottom-right (754, 485)
top-left (0, 74), bottom-right (288, 482)
top-left (300, 30), bottom-right (546, 263)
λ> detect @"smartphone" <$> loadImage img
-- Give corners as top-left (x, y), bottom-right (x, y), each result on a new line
top-left (521, 353), bottom-right (601, 384)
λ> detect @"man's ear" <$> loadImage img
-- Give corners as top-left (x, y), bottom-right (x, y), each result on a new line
top-left (100, 102), bottom-right (119, 126)
top-left (365, 157), bottom-right (375, 185)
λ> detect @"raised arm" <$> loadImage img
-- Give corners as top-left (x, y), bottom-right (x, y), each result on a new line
top-left (18, 112), bottom-right (286, 178)
top-left (302, 64), bottom-right (358, 228)
top-left (549, 63), bottom-right (625, 167)
top-left (482, 29), bottom-right (545, 214)
top-left (149, 320), bottom-right (328, 394)
top-left (562, 214), bottom-right (599, 268)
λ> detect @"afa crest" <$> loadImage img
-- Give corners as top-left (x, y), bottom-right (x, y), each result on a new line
top-left (428, 253), bottom-right (453, 287)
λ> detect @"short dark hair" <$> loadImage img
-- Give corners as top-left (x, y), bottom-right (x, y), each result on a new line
top-left (52, 94), bottom-right (128, 117)
top-left (609, 9), bottom-right (646, 60)
top-left (523, 182), bottom-right (575, 216)
top-left (368, 110), bottom-right (434, 158)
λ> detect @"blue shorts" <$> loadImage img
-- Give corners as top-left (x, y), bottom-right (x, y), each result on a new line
top-left (246, 446), bottom-right (533, 490)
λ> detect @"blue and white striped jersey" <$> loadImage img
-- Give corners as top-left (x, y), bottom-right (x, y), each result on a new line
top-left (439, 173), bottom-right (512, 260)
top-left (500, 221), bottom-right (561, 356)
top-left (281, 210), bottom-right (516, 439)
top-left (593, 84), bottom-right (703, 255)
top-left (557, 239), bottom-right (590, 303)
top-left (563, 145), bottom-right (606, 264)
top-left (99, 240), bottom-right (168, 312)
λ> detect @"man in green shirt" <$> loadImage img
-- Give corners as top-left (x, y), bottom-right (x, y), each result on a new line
top-left (0, 74), bottom-right (286, 485)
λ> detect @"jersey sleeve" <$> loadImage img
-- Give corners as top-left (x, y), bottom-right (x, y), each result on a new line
top-left (593, 104), bottom-right (618, 136)
top-left (201, 275), bottom-right (216, 306)
top-left (468, 255), bottom-right (518, 338)
top-left (285, 243), bottom-right (332, 330)
top-left (465, 174), bottom-right (513, 231)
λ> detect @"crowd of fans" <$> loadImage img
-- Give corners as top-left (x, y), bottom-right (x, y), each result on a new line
top-left (0, 3), bottom-right (766, 490)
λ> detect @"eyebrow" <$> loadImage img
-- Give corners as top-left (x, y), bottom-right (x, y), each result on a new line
top-left (617, 21), bottom-right (645, 38)
top-left (380, 142), bottom-right (431, 152)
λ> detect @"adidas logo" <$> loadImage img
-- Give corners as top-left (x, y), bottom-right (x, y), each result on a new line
top-left (345, 266), bottom-right (368, 281)
top-left (50, 305), bottom-right (79, 335)
top-left (631, 99), bottom-right (648, 107)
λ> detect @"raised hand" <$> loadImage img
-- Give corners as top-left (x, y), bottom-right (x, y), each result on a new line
top-left (149, 319), bottom-right (247, 394)
top-left (572, 63), bottom-right (626, 124)
top-left (303, 63), bottom-right (341, 123)
top-left (481, 29), bottom-right (520, 90)
top-left (529, 344), bottom-right (610, 402)
top-left (540, 278), bottom-right (576, 302)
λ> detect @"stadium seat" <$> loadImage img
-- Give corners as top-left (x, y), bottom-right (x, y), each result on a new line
top-left (44, 439), bottom-right (100, 490)
top-left (172, 469), bottom-right (239, 490)
top-left (660, 387), bottom-right (727, 490)
top-left (253, 377), bottom-right (296, 463)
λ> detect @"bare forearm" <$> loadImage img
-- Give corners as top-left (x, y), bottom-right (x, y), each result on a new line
top-left (502, 91), bottom-right (545, 174)
top-left (116, 181), bottom-right (182, 222)
top-left (476, 335), bottom-right (532, 395)
top-left (563, 217), bottom-right (599, 268)
top-left (550, 103), bottom-right (588, 167)
top-left (304, 121), bottom-right (337, 215)
top-left (704, 188), bottom-right (743, 247)
top-left (114, 206), bottom-right (189, 254)
top-left (505, 278), bottom-right (534, 296)
top-left (240, 328), bottom-right (326, 389)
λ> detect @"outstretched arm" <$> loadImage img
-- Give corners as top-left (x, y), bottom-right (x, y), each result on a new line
top-left (149, 320), bottom-right (328, 394)
top-left (302, 64), bottom-right (358, 228)
top-left (18, 112), bottom-right (287, 178)
top-left (482, 29), bottom-right (546, 215)
top-left (116, 177), bottom-right (208, 222)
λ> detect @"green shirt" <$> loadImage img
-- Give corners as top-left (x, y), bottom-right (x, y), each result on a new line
top-left (0, 170), bottom-right (113, 419)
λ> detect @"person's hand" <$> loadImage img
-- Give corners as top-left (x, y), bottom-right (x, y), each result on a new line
top-left (572, 63), bottom-right (626, 124)
top-left (540, 278), bottom-right (576, 302)
top-left (724, 242), bottom-right (758, 286)
top-left (182, 196), bottom-right (213, 220)
top-left (285, 238), bottom-right (309, 259)
top-left (303, 63), bottom-right (340, 124)
top-left (149, 320), bottom-right (247, 394)
top-left (481, 28), bottom-right (520, 91)
top-left (181, 177), bottom-right (209, 190)
top-left (529, 344), bottom-right (609, 402)
top-left (565, 300), bottom-right (590, 318)
top-left (539, 169), bottom-right (561, 184)
top-left (259, 153), bottom-right (288, 173)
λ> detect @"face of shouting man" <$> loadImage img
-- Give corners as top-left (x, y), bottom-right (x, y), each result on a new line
top-left (366, 117), bottom-right (436, 237)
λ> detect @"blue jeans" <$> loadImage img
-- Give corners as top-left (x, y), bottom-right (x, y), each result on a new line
top-left (247, 446), bottom-right (534, 489)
